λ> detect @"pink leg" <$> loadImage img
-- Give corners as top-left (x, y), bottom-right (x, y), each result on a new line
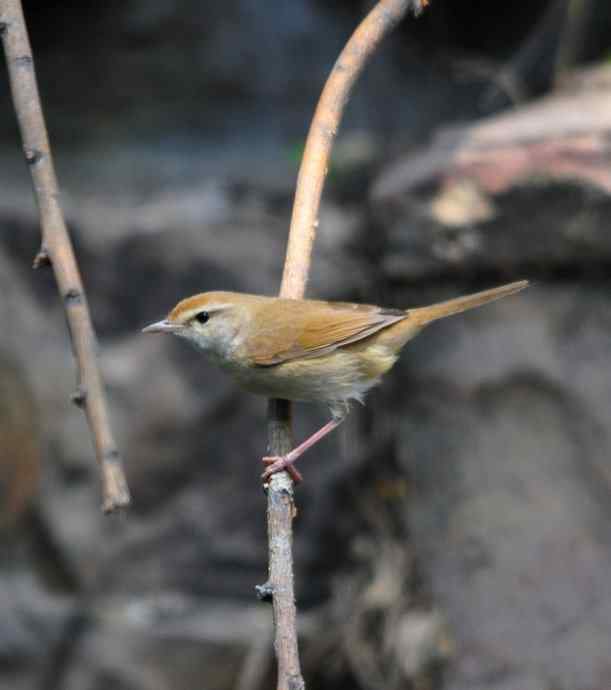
top-left (261, 417), bottom-right (344, 482)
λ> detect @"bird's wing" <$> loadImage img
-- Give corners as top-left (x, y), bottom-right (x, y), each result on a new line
top-left (245, 299), bottom-right (406, 366)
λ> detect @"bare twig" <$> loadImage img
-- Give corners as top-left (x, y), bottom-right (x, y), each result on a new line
top-left (265, 2), bottom-right (427, 689)
top-left (264, 399), bottom-right (303, 690)
top-left (281, 0), bottom-right (425, 300)
top-left (0, 0), bottom-right (130, 512)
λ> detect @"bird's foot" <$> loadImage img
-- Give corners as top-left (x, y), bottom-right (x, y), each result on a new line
top-left (260, 416), bottom-right (346, 484)
top-left (261, 455), bottom-right (303, 484)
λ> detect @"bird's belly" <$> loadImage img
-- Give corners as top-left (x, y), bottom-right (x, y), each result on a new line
top-left (225, 346), bottom-right (398, 405)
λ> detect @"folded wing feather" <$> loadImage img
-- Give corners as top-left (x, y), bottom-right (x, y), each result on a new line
top-left (247, 300), bottom-right (406, 366)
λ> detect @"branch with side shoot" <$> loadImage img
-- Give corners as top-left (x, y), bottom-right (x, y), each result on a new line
top-left (0, 0), bottom-right (130, 512)
top-left (263, 2), bottom-right (428, 689)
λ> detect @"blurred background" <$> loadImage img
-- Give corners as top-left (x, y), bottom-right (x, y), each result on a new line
top-left (1, 1), bottom-right (611, 689)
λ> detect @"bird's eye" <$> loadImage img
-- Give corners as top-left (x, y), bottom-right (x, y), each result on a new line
top-left (194, 311), bottom-right (209, 325)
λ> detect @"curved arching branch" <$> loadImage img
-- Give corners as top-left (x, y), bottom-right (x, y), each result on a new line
top-left (263, 2), bottom-right (428, 689)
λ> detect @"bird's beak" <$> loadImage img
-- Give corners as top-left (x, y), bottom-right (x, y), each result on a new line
top-left (142, 319), bottom-right (182, 334)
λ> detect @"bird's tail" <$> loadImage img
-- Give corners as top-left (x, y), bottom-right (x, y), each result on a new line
top-left (409, 280), bottom-right (529, 326)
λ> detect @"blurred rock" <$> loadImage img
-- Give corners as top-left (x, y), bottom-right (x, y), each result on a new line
top-left (394, 610), bottom-right (451, 678)
top-left (371, 64), bottom-right (611, 281)
top-left (1, 1), bottom-right (611, 687)
top-left (396, 285), bottom-right (611, 690)
top-left (61, 597), bottom-right (271, 690)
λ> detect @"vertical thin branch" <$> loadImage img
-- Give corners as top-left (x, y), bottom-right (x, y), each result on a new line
top-left (0, 0), bottom-right (130, 512)
top-left (264, 2), bottom-right (427, 689)
top-left (264, 398), bottom-right (302, 690)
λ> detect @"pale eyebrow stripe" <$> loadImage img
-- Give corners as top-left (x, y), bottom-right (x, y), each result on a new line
top-left (181, 304), bottom-right (231, 320)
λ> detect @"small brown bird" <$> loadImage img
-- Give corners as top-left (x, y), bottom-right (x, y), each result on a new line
top-left (143, 280), bottom-right (528, 482)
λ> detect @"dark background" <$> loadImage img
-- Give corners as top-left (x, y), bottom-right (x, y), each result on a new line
top-left (2, 1), bottom-right (611, 689)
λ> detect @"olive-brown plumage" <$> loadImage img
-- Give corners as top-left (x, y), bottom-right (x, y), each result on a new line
top-left (143, 280), bottom-right (528, 481)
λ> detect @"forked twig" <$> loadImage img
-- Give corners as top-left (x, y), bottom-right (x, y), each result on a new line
top-left (264, 2), bottom-right (427, 689)
top-left (0, 0), bottom-right (130, 512)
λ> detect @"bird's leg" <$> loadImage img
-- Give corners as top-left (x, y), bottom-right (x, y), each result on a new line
top-left (262, 412), bottom-right (347, 483)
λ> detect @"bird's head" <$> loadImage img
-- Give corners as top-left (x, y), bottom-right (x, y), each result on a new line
top-left (142, 291), bottom-right (255, 359)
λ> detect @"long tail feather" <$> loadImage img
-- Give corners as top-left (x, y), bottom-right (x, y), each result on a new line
top-left (409, 280), bottom-right (529, 326)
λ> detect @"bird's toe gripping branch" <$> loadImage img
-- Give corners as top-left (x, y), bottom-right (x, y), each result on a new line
top-left (262, 456), bottom-right (303, 483)
top-left (261, 415), bottom-right (346, 483)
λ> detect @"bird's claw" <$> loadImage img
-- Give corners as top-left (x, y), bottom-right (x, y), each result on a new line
top-left (261, 456), bottom-right (303, 484)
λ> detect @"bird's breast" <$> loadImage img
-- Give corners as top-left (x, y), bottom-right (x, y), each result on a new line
top-left (223, 344), bottom-right (398, 405)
